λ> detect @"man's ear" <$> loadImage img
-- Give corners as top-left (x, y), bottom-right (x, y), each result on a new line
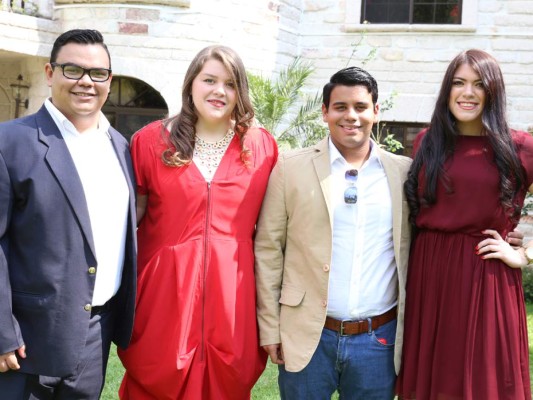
top-left (44, 63), bottom-right (54, 88)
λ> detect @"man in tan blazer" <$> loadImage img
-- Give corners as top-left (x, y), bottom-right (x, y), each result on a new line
top-left (254, 66), bottom-right (412, 399)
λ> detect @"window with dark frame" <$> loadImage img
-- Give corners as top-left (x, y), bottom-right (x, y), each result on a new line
top-left (361, 0), bottom-right (462, 25)
top-left (103, 77), bottom-right (168, 142)
top-left (374, 122), bottom-right (427, 157)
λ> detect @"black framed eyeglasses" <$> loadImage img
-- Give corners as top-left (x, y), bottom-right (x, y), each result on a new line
top-left (51, 62), bottom-right (112, 82)
top-left (344, 169), bottom-right (358, 204)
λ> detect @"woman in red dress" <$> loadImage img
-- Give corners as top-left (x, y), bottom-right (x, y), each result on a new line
top-left (397, 49), bottom-right (533, 399)
top-left (118, 45), bottom-right (277, 399)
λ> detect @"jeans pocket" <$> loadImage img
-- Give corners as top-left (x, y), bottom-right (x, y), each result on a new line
top-left (370, 319), bottom-right (397, 348)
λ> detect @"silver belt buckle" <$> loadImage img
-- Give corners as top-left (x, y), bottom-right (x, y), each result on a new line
top-left (340, 319), bottom-right (350, 336)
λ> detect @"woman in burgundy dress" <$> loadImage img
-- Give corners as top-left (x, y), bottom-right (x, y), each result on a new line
top-left (117, 45), bottom-right (277, 399)
top-left (397, 49), bottom-right (533, 399)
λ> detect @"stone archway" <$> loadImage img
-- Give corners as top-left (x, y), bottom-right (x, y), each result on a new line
top-left (103, 76), bottom-right (168, 142)
top-left (0, 85), bottom-right (13, 122)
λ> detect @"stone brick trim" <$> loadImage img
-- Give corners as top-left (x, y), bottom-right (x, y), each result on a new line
top-left (118, 22), bottom-right (148, 34)
top-left (55, 0), bottom-right (190, 7)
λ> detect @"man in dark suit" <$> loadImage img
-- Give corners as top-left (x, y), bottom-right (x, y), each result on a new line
top-left (0, 29), bottom-right (136, 399)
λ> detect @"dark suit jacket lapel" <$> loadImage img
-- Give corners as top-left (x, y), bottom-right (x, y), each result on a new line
top-left (312, 137), bottom-right (333, 227)
top-left (36, 106), bottom-right (97, 260)
top-left (108, 127), bottom-right (136, 211)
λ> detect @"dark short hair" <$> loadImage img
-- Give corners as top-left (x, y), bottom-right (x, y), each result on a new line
top-left (323, 66), bottom-right (378, 108)
top-left (50, 29), bottom-right (111, 68)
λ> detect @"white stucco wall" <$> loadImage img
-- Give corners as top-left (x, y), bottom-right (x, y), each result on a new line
top-left (0, 0), bottom-right (532, 130)
top-left (51, 0), bottom-right (296, 114)
top-left (297, 0), bottom-right (533, 131)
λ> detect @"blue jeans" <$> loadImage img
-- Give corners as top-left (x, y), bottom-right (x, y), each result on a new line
top-left (278, 319), bottom-right (397, 400)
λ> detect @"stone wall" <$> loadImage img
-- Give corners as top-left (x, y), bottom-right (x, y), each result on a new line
top-left (297, 0), bottom-right (533, 132)
top-left (52, 0), bottom-right (299, 114)
top-left (1, 0), bottom-right (532, 129)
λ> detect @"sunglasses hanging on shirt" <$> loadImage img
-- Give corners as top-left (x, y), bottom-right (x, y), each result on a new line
top-left (344, 169), bottom-right (358, 204)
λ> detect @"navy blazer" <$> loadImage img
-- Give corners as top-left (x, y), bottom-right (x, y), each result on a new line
top-left (0, 105), bottom-right (137, 376)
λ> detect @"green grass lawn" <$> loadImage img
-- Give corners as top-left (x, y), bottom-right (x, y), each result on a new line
top-left (101, 349), bottom-right (280, 399)
top-left (101, 304), bottom-right (533, 399)
top-left (526, 304), bottom-right (533, 384)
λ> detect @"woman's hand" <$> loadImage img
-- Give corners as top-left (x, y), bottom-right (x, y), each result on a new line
top-left (506, 229), bottom-right (524, 249)
top-left (477, 229), bottom-right (527, 269)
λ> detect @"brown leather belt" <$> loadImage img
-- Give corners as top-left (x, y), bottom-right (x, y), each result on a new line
top-left (324, 306), bottom-right (397, 336)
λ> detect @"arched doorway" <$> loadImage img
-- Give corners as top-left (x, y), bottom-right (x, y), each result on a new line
top-left (0, 85), bottom-right (13, 122)
top-left (103, 76), bottom-right (168, 142)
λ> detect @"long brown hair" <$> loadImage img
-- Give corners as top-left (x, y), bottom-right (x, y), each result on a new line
top-left (162, 45), bottom-right (254, 166)
top-left (405, 49), bottom-right (524, 224)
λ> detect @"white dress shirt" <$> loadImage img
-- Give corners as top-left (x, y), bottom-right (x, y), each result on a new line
top-left (45, 99), bottom-right (129, 306)
top-left (327, 138), bottom-right (398, 320)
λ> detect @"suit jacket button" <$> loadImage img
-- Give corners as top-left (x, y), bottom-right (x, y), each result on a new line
top-left (88, 267), bottom-right (96, 274)
top-left (323, 264), bottom-right (330, 272)
top-left (321, 300), bottom-right (327, 308)
top-left (84, 304), bottom-right (92, 312)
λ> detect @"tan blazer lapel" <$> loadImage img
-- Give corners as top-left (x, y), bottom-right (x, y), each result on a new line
top-left (379, 147), bottom-right (404, 265)
top-left (312, 137), bottom-right (334, 228)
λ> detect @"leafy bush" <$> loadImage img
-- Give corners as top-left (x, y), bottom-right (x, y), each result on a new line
top-left (523, 268), bottom-right (533, 302)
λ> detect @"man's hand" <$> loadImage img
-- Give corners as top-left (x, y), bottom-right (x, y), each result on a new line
top-left (0, 346), bottom-right (26, 373)
top-left (262, 343), bottom-right (285, 365)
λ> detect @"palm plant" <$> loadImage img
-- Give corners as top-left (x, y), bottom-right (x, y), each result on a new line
top-left (247, 36), bottom-right (404, 152)
top-left (247, 58), bottom-right (327, 148)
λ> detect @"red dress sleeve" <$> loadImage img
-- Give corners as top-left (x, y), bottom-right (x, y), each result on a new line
top-left (130, 120), bottom-right (166, 195)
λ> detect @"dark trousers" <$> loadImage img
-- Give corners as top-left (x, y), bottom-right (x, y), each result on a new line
top-left (0, 304), bottom-right (115, 400)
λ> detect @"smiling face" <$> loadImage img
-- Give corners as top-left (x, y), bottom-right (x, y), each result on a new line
top-left (448, 63), bottom-right (486, 136)
top-left (45, 42), bottom-right (111, 132)
top-left (191, 58), bottom-right (237, 132)
top-left (322, 84), bottom-right (378, 162)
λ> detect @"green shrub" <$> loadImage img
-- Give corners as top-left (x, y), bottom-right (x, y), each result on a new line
top-left (523, 268), bottom-right (533, 302)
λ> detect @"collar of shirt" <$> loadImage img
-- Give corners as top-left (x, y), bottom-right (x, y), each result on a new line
top-left (328, 136), bottom-right (383, 172)
top-left (44, 98), bottom-right (111, 138)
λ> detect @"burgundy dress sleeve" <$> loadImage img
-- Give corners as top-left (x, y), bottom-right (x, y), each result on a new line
top-left (513, 129), bottom-right (533, 187)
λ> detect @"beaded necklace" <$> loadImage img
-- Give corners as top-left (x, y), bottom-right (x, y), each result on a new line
top-left (193, 129), bottom-right (235, 176)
